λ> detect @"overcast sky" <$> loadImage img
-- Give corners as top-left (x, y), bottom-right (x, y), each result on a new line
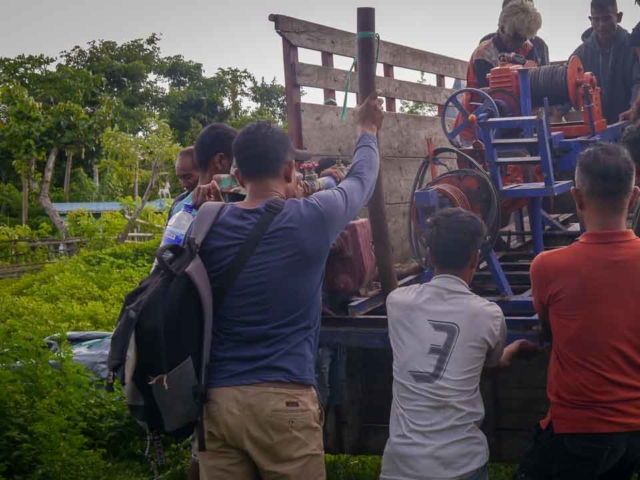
top-left (2, 0), bottom-right (640, 93)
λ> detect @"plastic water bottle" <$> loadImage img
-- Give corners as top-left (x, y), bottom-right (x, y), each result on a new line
top-left (160, 203), bottom-right (195, 247)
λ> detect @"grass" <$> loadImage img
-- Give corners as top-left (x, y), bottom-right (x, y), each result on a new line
top-left (325, 457), bottom-right (517, 479)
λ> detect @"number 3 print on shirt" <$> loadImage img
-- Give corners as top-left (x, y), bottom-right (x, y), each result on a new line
top-left (409, 321), bottom-right (460, 384)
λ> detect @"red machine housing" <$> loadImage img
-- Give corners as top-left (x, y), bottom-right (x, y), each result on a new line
top-left (554, 56), bottom-right (607, 137)
top-left (486, 55), bottom-right (607, 138)
top-left (324, 219), bottom-right (376, 296)
top-left (487, 57), bottom-right (537, 99)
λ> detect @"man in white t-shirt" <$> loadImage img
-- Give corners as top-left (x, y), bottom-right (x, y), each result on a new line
top-left (381, 208), bottom-right (536, 480)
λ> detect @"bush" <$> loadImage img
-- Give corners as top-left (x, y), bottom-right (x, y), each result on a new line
top-left (0, 242), bottom-right (160, 479)
top-left (0, 223), bottom-right (56, 266)
top-left (0, 241), bottom-right (531, 480)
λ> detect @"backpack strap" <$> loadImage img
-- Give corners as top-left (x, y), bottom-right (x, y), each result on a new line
top-left (189, 202), bottom-right (226, 248)
top-left (214, 198), bottom-right (285, 305)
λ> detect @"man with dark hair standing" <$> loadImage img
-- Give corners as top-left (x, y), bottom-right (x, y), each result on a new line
top-left (381, 208), bottom-right (535, 480)
top-left (168, 147), bottom-right (199, 220)
top-left (192, 123), bottom-right (240, 207)
top-left (196, 92), bottom-right (384, 479)
top-left (564, 0), bottom-right (640, 124)
top-left (479, 0), bottom-right (549, 67)
top-left (515, 143), bottom-right (640, 479)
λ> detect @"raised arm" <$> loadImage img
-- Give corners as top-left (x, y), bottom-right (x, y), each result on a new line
top-left (308, 91), bottom-right (385, 243)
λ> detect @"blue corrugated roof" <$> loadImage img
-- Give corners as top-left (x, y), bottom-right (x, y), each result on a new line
top-left (53, 199), bottom-right (169, 214)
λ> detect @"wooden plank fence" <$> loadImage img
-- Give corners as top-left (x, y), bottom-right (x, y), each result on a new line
top-left (270, 14), bottom-right (468, 261)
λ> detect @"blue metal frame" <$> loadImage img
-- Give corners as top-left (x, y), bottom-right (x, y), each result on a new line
top-left (485, 250), bottom-right (513, 297)
top-left (335, 70), bottom-right (633, 350)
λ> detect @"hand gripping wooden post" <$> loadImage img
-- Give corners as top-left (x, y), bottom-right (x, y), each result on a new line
top-left (357, 7), bottom-right (398, 296)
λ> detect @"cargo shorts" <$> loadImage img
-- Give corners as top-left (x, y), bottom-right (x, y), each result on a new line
top-left (197, 382), bottom-right (325, 480)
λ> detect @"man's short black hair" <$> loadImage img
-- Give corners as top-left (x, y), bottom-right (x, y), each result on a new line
top-left (591, 0), bottom-right (617, 13)
top-left (576, 143), bottom-right (635, 205)
top-left (424, 208), bottom-right (487, 271)
top-left (621, 125), bottom-right (640, 167)
top-left (233, 121), bottom-right (294, 181)
top-left (194, 123), bottom-right (237, 172)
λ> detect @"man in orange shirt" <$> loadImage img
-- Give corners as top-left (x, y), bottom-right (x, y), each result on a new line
top-left (515, 143), bottom-right (640, 479)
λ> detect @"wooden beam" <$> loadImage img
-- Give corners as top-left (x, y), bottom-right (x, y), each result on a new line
top-left (282, 39), bottom-right (303, 148)
top-left (321, 52), bottom-right (337, 104)
top-left (294, 63), bottom-right (456, 106)
top-left (270, 14), bottom-right (468, 80)
top-left (436, 74), bottom-right (446, 116)
top-left (383, 64), bottom-right (396, 112)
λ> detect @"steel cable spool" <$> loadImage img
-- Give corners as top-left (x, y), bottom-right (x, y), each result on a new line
top-left (408, 147), bottom-right (501, 269)
top-left (530, 64), bottom-right (571, 108)
top-left (432, 183), bottom-right (472, 211)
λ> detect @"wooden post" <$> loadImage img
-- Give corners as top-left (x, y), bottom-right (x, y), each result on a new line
top-left (358, 7), bottom-right (398, 296)
top-left (437, 74), bottom-right (446, 116)
top-left (383, 64), bottom-right (396, 112)
top-left (282, 39), bottom-right (303, 149)
top-left (321, 52), bottom-right (337, 104)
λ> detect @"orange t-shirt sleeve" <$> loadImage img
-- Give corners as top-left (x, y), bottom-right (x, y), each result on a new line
top-left (530, 254), bottom-right (550, 319)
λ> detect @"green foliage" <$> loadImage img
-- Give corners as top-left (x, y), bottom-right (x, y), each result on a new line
top-left (0, 183), bottom-right (22, 224)
top-left (0, 34), bottom-right (288, 230)
top-left (100, 117), bottom-right (181, 200)
top-left (399, 72), bottom-right (438, 117)
top-left (0, 223), bottom-right (56, 265)
top-left (0, 243), bottom-right (158, 479)
top-left (250, 77), bottom-right (287, 126)
top-left (66, 211), bottom-right (127, 250)
top-left (326, 455), bottom-right (381, 479)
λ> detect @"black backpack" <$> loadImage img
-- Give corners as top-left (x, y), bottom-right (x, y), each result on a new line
top-left (107, 199), bottom-right (284, 453)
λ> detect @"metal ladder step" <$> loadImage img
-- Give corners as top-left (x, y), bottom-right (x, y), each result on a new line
top-left (492, 138), bottom-right (539, 146)
top-left (487, 116), bottom-right (538, 126)
top-left (495, 156), bottom-right (541, 165)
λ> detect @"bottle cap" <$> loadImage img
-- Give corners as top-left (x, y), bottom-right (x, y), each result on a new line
top-left (183, 203), bottom-right (194, 214)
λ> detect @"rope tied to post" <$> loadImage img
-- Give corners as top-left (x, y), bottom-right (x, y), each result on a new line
top-left (341, 31), bottom-right (381, 121)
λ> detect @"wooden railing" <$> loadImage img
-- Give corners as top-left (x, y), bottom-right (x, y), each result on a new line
top-left (271, 14), bottom-right (468, 260)
top-left (0, 238), bottom-right (86, 278)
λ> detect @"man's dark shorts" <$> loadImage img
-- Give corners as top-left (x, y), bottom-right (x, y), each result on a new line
top-left (515, 423), bottom-right (640, 480)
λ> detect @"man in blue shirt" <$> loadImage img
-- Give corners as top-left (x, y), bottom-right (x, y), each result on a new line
top-left (196, 92), bottom-right (384, 480)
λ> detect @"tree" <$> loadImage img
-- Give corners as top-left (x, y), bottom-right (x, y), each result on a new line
top-left (250, 77), bottom-right (287, 126)
top-left (0, 83), bottom-right (45, 225)
top-left (58, 34), bottom-right (164, 134)
top-left (0, 33), bottom-right (290, 234)
top-left (101, 117), bottom-right (179, 243)
top-left (164, 76), bottom-right (229, 145)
